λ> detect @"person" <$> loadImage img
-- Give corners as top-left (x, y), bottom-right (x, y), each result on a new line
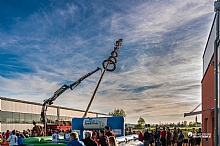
top-left (149, 130), bottom-right (154, 146)
top-left (59, 130), bottom-right (65, 137)
top-left (16, 133), bottom-right (25, 146)
top-left (98, 130), bottom-right (110, 146)
top-left (91, 131), bottom-right (99, 144)
top-left (154, 127), bottom-right (161, 146)
top-left (138, 131), bottom-right (143, 142)
top-left (183, 129), bottom-right (189, 146)
top-left (189, 128), bottom-right (196, 146)
top-left (105, 126), bottom-right (115, 137)
top-left (173, 127), bottom-right (178, 146)
top-left (52, 131), bottom-right (59, 144)
top-left (64, 130), bottom-right (70, 140)
top-left (143, 128), bottom-right (150, 146)
top-left (166, 127), bottom-right (172, 146)
top-left (2, 132), bottom-right (6, 139)
top-left (195, 128), bottom-right (202, 146)
top-left (66, 132), bottom-right (85, 146)
top-left (177, 130), bottom-right (184, 146)
top-left (5, 130), bottom-right (10, 140)
top-left (7, 130), bottom-right (18, 146)
top-left (160, 127), bottom-right (166, 146)
top-left (109, 136), bottom-right (118, 146)
top-left (81, 131), bottom-right (98, 146)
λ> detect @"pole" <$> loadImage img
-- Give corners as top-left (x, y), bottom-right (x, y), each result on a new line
top-left (83, 66), bottom-right (108, 118)
top-left (83, 39), bottom-right (122, 118)
top-left (214, 1), bottom-right (220, 145)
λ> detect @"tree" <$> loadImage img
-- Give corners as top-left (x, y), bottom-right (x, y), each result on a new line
top-left (109, 109), bottom-right (126, 117)
top-left (137, 117), bottom-right (145, 128)
top-left (184, 121), bottom-right (187, 127)
top-left (189, 121), bottom-right (193, 127)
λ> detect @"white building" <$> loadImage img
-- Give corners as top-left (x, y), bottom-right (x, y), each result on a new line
top-left (0, 96), bottom-right (109, 132)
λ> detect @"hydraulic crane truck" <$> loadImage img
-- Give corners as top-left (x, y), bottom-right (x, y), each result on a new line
top-left (40, 67), bottom-right (101, 134)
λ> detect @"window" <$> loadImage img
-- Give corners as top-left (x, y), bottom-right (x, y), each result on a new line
top-left (0, 111), bottom-right (2, 122)
top-left (47, 115), bottom-right (52, 123)
top-left (20, 113), bottom-right (25, 123)
top-left (25, 113), bottom-right (32, 124)
top-left (51, 115), bottom-right (56, 124)
top-left (36, 114), bottom-right (41, 124)
top-left (5, 111), bottom-right (13, 123)
top-left (13, 112), bottom-right (20, 123)
top-left (68, 117), bottom-right (72, 122)
top-left (1, 111), bottom-right (6, 123)
top-left (0, 111), bottom-right (74, 124)
top-left (32, 114), bottom-right (37, 123)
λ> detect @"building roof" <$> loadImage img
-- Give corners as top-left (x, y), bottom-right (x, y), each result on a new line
top-left (184, 108), bottom-right (214, 117)
top-left (202, 14), bottom-right (216, 59)
top-left (0, 96), bottom-right (109, 116)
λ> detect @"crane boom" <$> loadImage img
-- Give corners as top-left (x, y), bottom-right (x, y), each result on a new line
top-left (40, 67), bottom-right (101, 125)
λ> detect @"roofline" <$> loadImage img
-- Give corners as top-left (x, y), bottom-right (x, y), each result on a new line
top-left (202, 14), bottom-right (216, 58)
top-left (184, 108), bottom-right (214, 117)
top-left (0, 96), bottom-right (109, 116)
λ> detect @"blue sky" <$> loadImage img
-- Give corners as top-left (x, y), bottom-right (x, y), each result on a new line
top-left (0, 0), bottom-right (215, 124)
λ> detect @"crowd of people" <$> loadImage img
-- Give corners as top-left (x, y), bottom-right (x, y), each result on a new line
top-left (0, 126), bottom-right (117, 146)
top-left (0, 125), bottom-right (203, 146)
top-left (138, 126), bottom-right (202, 146)
top-left (0, 129), bottom-right (28, 146)
top-left (65, 125), bottom-right (117, 146)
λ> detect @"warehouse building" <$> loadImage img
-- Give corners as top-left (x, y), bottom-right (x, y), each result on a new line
top-left (0, 96), bottom-right (109, 132)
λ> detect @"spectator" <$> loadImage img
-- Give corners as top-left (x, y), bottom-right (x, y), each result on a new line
top-left (22, 130), bottom-right (28, 138)
top-left (98, 130), bottom-right (110, 146)
top-left (91, 131), bottom-right (99, 145)
top-left (2, 132), bottom-right (6, 139)
top-left (16, 133), bottom-right (25, 146)
top-left (109, 136), bottom-right (118, 146)
top-left (195, 128), bottom-right (202, 146)
top-left (27, 129), bottom-right (30, 137)
top-left (7, 130), bottom-right (18, 146)
top-left (182, 129), bottom-right (189, 146)
top-left (189, 128), bottom-right (196, 146)
top-left (66, 132), bottom-right (85, 146)
top-left (105, 126), bottom-right (115, 137)
top-left (155, 127), bottom-right (161, 146)
top-left (160, 127), bottom-right (166, 146)
top-left (82, 131), bottom-right (98, 146)
top-left (177, 130), bottom-right (184, 146)
top-left (64, 130), bottom-right (70, 140)
top-left (173, 127), bottom-right (178, 146)
top-left (166, 128), bottom-right (172, 146)
top-left (52, 131), bottom-right (59, 144)
top-left (149, 130), bottom-right (154, 146)
top-left (138, 131), bottom-right (143, 142)
top-left (59, 130), bottom-right (65, 137)
top-left (5, 130), bottom-right (10, 139)
top-left (143, 128), bottom-right (150, 146)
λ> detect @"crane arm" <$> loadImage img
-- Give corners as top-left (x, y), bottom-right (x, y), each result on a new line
top-left (40, 67), bottom-right (102, 124)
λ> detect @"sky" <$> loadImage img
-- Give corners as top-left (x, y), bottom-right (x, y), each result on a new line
top-left (0, 0), bottom-right (216, 124)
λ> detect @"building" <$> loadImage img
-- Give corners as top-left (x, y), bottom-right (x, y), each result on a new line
top-left (202, 14), bottom-right (217, 146)
top-left (0, 96), bottom-right (109, 132)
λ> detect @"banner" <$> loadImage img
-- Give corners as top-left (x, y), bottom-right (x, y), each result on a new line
top-left (72, 116), bottom-right (124, 139)
top-left (83, 118), bottom-right (107, 129)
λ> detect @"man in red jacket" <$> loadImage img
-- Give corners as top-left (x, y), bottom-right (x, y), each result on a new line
top-left (5, 130), bottom-right (10, 139)
top-left (104, 126), bottom-right (115, 137)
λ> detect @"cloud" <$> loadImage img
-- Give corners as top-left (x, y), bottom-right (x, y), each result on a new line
top-left (0, 0), bottom-right (214, 123)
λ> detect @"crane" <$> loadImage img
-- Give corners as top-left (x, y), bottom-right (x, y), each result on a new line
top-left (40, 67), bottom-right (101, 132)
